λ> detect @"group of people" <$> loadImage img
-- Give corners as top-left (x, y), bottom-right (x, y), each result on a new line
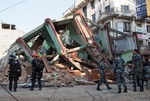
top-left (7, 53), bottom-right (44, 92)
top-left (7, 49), bottom-right (149, 93)
top-left (97, 49), bottom-right (149, 93)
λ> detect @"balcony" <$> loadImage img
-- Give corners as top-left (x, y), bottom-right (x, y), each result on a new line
top-left (98, 7), bottom-right (136, 21)
top-left (114, 7), bottom-right (136, 16)
top-left (75, 0), bottom-right (87, 8)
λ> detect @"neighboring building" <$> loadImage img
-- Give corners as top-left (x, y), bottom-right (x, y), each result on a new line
top-left (0, 23), bottom-right (25, 58)
top-left (63, 0), bottom-right (150, 51)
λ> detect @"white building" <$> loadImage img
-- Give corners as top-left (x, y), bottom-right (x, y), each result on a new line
top-left (64, 0), bottom-right (150, 51)
top-left (0, 23), bottom-right (25, 58)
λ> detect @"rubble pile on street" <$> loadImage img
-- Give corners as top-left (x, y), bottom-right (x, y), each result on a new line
top-left (0, 10), bottom-right (117, 87)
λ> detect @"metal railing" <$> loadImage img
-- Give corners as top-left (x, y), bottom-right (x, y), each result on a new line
top-left (98, 7), bottom-right (136, 20)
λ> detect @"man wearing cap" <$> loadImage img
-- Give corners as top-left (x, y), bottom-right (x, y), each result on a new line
top-left (132, 49), bottom-right (143, 92)
top-left (113, 52), bottom-right (127, 93)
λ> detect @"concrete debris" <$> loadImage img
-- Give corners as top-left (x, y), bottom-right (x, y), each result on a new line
top-left (0, 10), bottom-right (121, 86)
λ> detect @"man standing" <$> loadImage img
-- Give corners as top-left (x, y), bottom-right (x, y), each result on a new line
top-left (113, 52), bottom-right (127, 93)
top-left (30, 53), bottom-right (44, 91)
top-left (132, 49), bottom-right (143, 92)
top-left (97, 59), bottom-right (112, 90)
top-left (8, 54), bottom-right (21, 92)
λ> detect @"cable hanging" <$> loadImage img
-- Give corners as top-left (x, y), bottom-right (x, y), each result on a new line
top-left (0, 0), bottom-right (27, 13)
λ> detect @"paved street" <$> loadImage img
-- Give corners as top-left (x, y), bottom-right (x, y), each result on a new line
top-left (0, 83), bottom-right (150, 101)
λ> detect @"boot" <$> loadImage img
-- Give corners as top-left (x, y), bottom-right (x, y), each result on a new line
top-left (96, 88), bottom-right (101, 90)
top-left (96, 85), bottom-right (101, 90)
top-left (106, 84), bottom-right (112, 90)
top-left (123, 87), bottom-right (127, 93)
top-left (140, 85), bottom-right (144, 92)
top-left (106, 83), bottom-right (112, 90)
top-left (14, 89), bottom-right (17, 92)
top-left (107, 87), bottom-right (112, 90)
top-left (97, 81), bottom-right (102, 91)
top-left (9, 88), bottom-right (12, 92)
top-left (30, 88), bottom-right (34, 91)
top-left (133, 87), bottom-right (137, 92)
top-left (117, 87), bottom-right (122, 93)
top-left (39, 87), bottom-right (42, 90)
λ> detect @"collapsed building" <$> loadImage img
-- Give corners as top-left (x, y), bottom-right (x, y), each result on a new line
top-left (0, 10), bottom-right (141, 86)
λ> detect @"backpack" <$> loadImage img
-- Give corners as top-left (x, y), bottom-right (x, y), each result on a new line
top-left (34, 59), bottom-right (44, 72)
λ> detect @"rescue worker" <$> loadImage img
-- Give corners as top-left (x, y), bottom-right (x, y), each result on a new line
top-left (97, 59), bottom-right (112, 90)
top-left (132, 49), bottom-right (144, 92)
top-left (8, 53), bottom-right (21, 92)
top-left (113, 52), bottom-right (127, 93)
top-left (30, 53), bottom-right (44, 91)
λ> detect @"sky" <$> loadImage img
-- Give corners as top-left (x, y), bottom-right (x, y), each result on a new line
top-left (0, 0), bottom-right (74, 32)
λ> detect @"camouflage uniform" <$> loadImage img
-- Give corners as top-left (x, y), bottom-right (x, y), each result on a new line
top-left (113, 56), bottom-right (127, 93)
top-left (132, 54), bottom-right (143, 91)
top-left (97, 62), bottom-right (112, 90)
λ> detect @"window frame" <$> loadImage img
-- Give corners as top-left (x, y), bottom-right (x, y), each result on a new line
top-left (147, 25), bottom-right (150, 33)
top-left (123, 22), bottom-right (131, 32)
top-left (91, 0), bottom-right (95, 9)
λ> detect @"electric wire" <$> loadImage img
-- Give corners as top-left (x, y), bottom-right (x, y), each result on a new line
top-left (0, 0), bottom-right (27, 13)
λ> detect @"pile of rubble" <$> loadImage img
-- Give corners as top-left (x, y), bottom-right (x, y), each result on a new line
top-left (0, 10), bottom-right (115, 87)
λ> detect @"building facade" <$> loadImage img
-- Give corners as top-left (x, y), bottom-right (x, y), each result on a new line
top-left (0, 23), bottom-right (25, 58)
top-left (64, 0), bottom-right (150, 51)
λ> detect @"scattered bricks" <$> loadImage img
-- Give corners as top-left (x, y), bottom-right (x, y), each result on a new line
top-left (26, 66), bottom-right (32, 75)
top-left (19, 67), bottom-right (28, 83)
top-left (70, 70), bottom-right (82, 77)
top-left (85, 69), bottom-right (100, 81)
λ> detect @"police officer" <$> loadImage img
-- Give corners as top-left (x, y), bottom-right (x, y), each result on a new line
top-left (97, 59), bottom-right (112, 90)
top-left (113, 52), bottom-right (127, 93)
top-left (132, 49), bottom-right (143, 92)
top-left (30, 53), bottom-right (44, 91)
top-left (8, 53), bottom-right (21, 92)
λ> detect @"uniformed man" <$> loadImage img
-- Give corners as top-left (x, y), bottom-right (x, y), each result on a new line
top-left (143, 58), bottom-right (150, 86)
top-left (30, 53), bottom-right (44, 91)
top-left (8, 53), bottom-right (21, 92)
top-left (132, 49), bottom-right (143, 92)
top-left (113, 52), bottom-right (127, 93)
top-left (97, 59), bottom-right (112, 90)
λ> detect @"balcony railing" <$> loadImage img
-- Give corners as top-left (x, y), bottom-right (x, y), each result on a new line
top-left (99, 7), bottom-right (136, 20)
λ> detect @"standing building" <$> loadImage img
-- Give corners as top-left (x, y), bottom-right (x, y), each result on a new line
top-left (63, 0), bottom-right (150, 53)
top-left (0, 23), bottom-right (25, 58)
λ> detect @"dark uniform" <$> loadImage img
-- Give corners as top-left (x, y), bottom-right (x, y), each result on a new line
top-left (132, 52), bottom-right (143, 92)
top-left (8, 55), bottom-right (21, 92)
top-left (97, 61), bottom-right (112, 90)
top-left (30, 57), bottom-right (44, 91)
top-left (113, 54), bottom-right (127, 93)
